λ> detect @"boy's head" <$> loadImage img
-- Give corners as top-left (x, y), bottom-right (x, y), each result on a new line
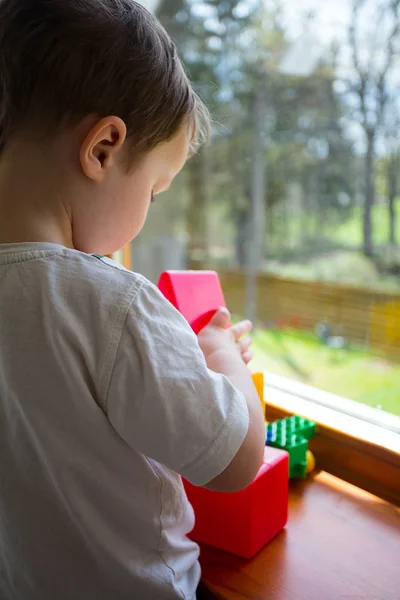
top-left (0, 0), bottom-right (209, 253)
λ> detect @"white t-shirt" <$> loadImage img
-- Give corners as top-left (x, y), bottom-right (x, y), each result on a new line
top-left (0, 243), bottom-right (249, 600)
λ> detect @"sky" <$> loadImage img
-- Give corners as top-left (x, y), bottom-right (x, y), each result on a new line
top-left (278, 0), bottom-right (351, 43)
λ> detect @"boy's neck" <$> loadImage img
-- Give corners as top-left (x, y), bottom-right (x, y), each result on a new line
top-left (0, 138), bottom-right (75, 249)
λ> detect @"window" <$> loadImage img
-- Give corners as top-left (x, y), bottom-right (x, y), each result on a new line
top-left (127, 1), bottom-right (400, 439)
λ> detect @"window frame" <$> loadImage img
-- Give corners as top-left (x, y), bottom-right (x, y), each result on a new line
top-left (265, 377), bottom-right (400, 507)
top-left (265, 372), bottom-right (400, 435)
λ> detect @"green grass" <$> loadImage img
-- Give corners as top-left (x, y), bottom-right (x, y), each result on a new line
top-left (334, 204), bottom-right (400, 247)
top-left (265, 250), bottom-right (400, 289)
top-left (251, 328), bottom-right (400, 417)
top-left (264, 202), bottom-right (400, 291)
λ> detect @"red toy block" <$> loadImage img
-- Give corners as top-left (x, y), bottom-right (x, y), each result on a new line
top-left (184, 447), bottom-right (289, 559)
top-left (158, 270), bottom-right (227, 334)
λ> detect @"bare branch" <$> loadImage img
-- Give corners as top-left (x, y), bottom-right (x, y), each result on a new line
top-left (367, 4), bottom-right (386, 75)
top-left (348, 0), bottom-right (400, 134)
top-left (349, 0), bottom-right (369, 130)
top-left (349, 0), bottom-right (364, 78)
top-left (375, 0), bottom-right (400, 126)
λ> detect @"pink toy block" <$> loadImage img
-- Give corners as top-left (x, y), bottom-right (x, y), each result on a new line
top-left (158, 270), bottom-right (227, 334)
top-left (184, 447), bottom-right (289, 559)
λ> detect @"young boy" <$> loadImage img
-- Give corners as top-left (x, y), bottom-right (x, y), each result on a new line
top-left (0, 1), bottom-right (265, 599)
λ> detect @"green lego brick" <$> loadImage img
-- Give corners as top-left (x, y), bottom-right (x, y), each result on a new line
top-left (290, 460), bottom-right (308, 479)
top-left (288, 415), bottom-right (316, 441)
top-left (266, 422), bottom-right (308, 464)
top-left (266, 417), bottom-right (316, 445)
top-left (265, 416), bottom-right (316, 479)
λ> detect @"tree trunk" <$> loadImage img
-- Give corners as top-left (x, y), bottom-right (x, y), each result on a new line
top-left (228, 134), bottom-right (248, 267)
top-left (186, 151), bottom-right (210, 260)
top-left (389, 195), bottom-right (396, 246)
top-left (235, 205), bottom-right (250, 267)
top-left (387, 153), bottom-right (399, 246)
top-left (245, 83), bottom-right (266, 324)
top-left (363, 131), bottom-right (375, 257)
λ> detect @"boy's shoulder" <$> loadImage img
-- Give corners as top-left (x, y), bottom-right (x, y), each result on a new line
top-left (89, 253), bottom-right (145, 285)
top-left (0, 243), bottom-right (154, 306)
top-left (57, 247), bottom-right (146, 285)
top-left (59, 249), bottom-right (153, 309)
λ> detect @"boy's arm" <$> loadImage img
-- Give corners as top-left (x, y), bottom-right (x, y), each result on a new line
top-left (197, 310), bottom-right (265, 492)
top-left (203, 354), bottom-right (265, 492)
top-left (105, 281), bottom-right (264, 492)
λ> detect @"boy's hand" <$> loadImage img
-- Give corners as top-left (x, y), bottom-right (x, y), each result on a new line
top-left (198, 308), bottom-right (254, 372)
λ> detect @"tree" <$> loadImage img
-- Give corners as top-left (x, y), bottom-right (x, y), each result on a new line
top-left (156, 0), bottom-right (262, 261)
top-left (150, 1), bottom-right (359, 281)
top-left (381, 96), bottom-right (400, 245)
top-left (348, 0), bottom-right (400, 256)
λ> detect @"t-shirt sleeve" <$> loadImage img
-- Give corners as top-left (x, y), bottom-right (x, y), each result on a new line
top-left (105, 280), bottom-right (249, 487)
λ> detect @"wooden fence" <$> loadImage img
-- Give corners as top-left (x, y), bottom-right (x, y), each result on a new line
top-left (200, 268), bottom-right (400, 356)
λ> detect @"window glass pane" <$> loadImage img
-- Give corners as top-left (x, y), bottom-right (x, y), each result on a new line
top-left (137, 0), bottom-right (400, 421)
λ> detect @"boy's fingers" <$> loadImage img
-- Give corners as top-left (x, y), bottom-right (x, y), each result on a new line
top-left (242, 350), bottom-right (254, 364)
top-left (238, 337), bottom-right (253, 353)
top-left (230, 320), bottom-right (253, 340)
top-left (208, 307), bottom-right (231, 329)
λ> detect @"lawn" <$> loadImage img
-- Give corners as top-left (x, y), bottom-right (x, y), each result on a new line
top-left (250, 328), bottom-right (400, 417)
top-left (334, 203), bottom-right (400, 248)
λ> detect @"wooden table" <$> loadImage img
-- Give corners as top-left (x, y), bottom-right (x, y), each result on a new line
top-left (200, 471), bottom-right (400, 600)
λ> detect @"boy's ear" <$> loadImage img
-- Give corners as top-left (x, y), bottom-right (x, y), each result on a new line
top-left (80, 116), bottom-right (127, 182)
